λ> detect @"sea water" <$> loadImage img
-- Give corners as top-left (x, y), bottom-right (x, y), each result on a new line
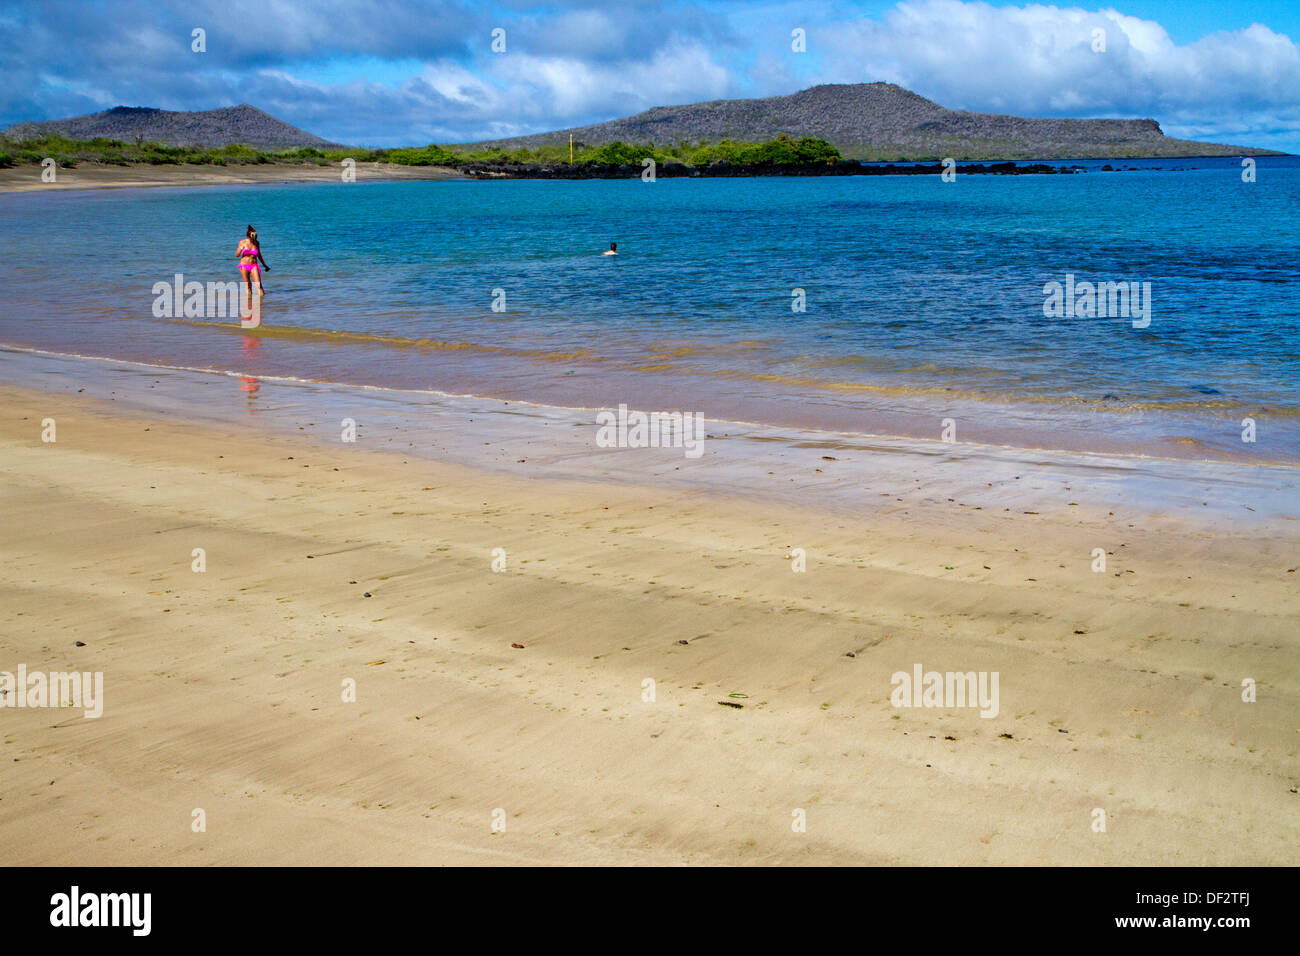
top-left (2, 155), bottom-right (1297, 462)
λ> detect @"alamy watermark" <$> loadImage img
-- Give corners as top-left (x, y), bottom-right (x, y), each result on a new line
top-left (596, 403), bottom-right (705, 458)
top-left (1043, 273), bottom-right (1151, 328)
top-left (50, 886), bottom-right (150, 936)
top-left (890, 664), bottom-right (999, 718)
top-left (1, 665), bottom-right (103, 718)
top-left (151, 273), bottom-right (261, 326)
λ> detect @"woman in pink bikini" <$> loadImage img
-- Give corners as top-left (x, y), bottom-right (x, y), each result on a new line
top-left (236, 225), bottom-right (271, 298)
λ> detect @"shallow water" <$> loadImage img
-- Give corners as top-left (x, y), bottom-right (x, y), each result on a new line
top-left (7, 347), bottom-right (1297, 531)
top-left (2, 155), bottom-right (1297, 462)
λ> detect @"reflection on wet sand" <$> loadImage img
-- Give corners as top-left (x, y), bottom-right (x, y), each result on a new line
top-left (239, 334), bottom-right (261, 407)
top-left (238, 375), bottom-right (260, 405)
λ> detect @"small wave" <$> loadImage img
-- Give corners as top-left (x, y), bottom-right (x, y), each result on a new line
top-left (4, 342), bottom-right (1297, 470)
top-left (159, 318), bottom-right (612, 365)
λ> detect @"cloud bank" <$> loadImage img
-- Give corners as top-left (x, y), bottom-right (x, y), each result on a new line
top-left (1, 0), bottom-right (1296, 151)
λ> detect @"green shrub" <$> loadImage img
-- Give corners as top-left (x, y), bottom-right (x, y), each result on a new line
top-left (0, 132), bottom-right (840, 171)
top-left (687, 135), bottom-right (839, 166)
top-left (383, 144), bottom-right (459, 166)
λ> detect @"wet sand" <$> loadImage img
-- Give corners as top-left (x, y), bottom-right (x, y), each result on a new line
top-left (1, 379), bottom-right (1296, 865)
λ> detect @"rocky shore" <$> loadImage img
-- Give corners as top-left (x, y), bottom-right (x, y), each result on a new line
top-left (461, 159), bottom-right (1081, 179)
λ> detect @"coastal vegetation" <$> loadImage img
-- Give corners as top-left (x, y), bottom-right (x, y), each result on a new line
top-left (0, 132), bottom-right (843, 170)
top-left (0, 133), bottom-right (361, 168)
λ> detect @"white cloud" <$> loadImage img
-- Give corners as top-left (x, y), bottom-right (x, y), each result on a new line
top-left (796, 0), bottom-right (1299, 141)
top-left (8, 0), bottom-right (1296, 151)
top-left (347, 2), bottom-right (1299, 149)
top-left (406, 37), bottom-right (732, 136)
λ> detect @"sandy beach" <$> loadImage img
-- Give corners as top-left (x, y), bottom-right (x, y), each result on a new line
top-left (0, 161), bottom-right (464, 193)
top-left (1, 379), bottom-right (1295, 866)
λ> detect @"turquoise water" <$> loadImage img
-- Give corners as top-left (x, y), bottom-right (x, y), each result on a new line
top-left (2, 156), bottom-right (1298, 461)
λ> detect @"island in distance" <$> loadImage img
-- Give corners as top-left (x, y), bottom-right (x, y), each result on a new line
top-left (3, 81), bottom-right (1282, 184)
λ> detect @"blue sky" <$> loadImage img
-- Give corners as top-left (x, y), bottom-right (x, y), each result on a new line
top-left (3, 1), bottom-right (1297, 151)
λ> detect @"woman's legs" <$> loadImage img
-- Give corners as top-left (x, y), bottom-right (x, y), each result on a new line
top-left (240, 267), bottom-right (255, 316)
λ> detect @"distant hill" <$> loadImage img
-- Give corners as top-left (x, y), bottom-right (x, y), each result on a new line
top-left (2, 104), bottom-right (341, 149)
top-left (5, 84), bottom-right (1277, 160)
top-left (462, 83), bottom-right (1277, 160)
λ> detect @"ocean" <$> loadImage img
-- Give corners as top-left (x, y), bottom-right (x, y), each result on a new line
top-left (3, 155), bottom-right (1297, 462)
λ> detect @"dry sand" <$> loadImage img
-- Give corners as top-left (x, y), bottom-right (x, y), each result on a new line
top-left (0, 385), bottom-right (1296, 865)
top-left (0, 161), bottom-right (464, 193)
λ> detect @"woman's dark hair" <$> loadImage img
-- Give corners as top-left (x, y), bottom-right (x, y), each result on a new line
top-left (610, 241), bottom-right (617, 251)
top-left (247, 225), bottom-right (257, 238)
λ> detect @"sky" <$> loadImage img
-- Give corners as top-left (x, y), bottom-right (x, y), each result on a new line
top-left (2, 0), bottom-right (1298, 152)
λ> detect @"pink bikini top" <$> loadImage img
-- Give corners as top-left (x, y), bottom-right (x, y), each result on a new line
top-left (239, 246), bottom-right (260, 256)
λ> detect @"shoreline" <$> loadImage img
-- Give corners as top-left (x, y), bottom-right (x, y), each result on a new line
top-left (4, 344), bottom-right (1298, 529)
top-left (1, 377), bottom-right (1296, 865)
top-left (4, 336), bottom-right (1298, 474)
top-left (0, 160), bottom-right (466, 193)
top-left (0, 158), bottom-right (1072, 193)
top-left (2, 152), bottom-right (1292, 193)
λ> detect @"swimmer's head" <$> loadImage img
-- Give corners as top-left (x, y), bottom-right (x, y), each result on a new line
top-left (610, 242), bottom-right (617, 251)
